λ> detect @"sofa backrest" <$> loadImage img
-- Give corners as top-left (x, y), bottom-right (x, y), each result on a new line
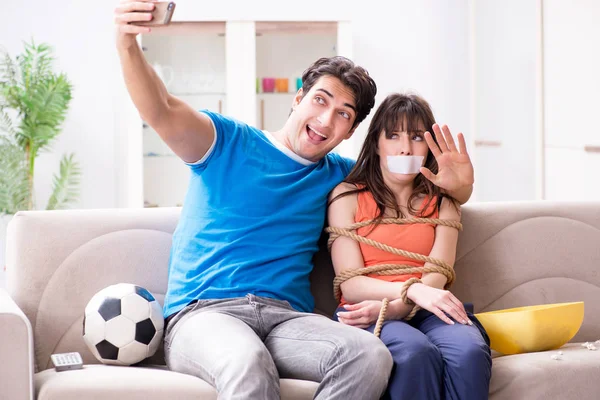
top-left (6, 208), bottom-right (178, 371)
top-left (7, 202), bottom-right (600, 372)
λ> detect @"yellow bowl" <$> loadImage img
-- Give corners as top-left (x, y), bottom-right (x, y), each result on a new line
top-left (474, 302), bottom-right (584, 355)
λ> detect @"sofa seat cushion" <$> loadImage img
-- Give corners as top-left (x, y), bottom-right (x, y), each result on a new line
top-left (35, 364), bottom-right (318, 400)
top-left (490, 343), bottom-right (600, 399)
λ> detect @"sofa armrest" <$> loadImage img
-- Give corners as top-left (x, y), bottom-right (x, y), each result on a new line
top-left (0, 288), bottom-right (34, 400)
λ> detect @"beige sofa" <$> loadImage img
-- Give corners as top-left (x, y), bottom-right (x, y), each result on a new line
top-left (2, 201), bottom-right (600, 400)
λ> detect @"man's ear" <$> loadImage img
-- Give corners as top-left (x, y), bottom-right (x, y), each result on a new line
top-left (292, 88), bottom-right (304, 110)
top-left (344, 126), bottom-right (357, 140)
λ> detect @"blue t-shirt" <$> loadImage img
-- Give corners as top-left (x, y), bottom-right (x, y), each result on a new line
top-left (162, 110), bottom-right (355, 317)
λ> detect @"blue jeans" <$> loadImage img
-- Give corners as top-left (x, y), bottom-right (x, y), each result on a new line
top-left (334, 305), bottom-right (492, 400)
top-left (164, 294), bottom-right (393, 400)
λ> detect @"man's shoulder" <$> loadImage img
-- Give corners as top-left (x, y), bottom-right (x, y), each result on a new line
top-left (325, 153), bottom-right (356, 175)
top-left (200, 109), bottom-right (265, 151)
top-left (201, 109), bottom-right (255, 132)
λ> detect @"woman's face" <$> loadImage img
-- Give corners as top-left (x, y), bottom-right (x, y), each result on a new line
top-left (377, 118), bottom-right (430, 183)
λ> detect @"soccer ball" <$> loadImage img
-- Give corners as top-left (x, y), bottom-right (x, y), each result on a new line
top-left (83, 283), bottom-right (164, 366)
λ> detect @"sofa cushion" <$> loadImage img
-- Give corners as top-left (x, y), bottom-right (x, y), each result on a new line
top-left (35, 364), bottom-right (318, 400)
top-left (490, 343), bottom-right (600, 400)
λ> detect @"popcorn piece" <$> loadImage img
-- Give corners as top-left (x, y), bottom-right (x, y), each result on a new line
top-left (586, 344), bottom-right (597, 351)
top-left (551, 354), bottom-right (562, 360)
top-left (558, 351), bottom-right (564, 355)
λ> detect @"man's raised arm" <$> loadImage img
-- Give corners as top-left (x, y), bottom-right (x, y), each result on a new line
top-left (115, 0), bottom-right (214, 163)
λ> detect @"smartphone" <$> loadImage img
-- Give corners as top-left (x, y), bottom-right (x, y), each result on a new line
top-left (134, 2), bottom-right (176, 26)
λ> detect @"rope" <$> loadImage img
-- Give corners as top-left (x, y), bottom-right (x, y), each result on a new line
top-left (327, 217), bottom-right (462, 338)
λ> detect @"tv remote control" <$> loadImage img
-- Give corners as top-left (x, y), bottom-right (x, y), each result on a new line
top-left (50, 352), bottom-right (83, 372)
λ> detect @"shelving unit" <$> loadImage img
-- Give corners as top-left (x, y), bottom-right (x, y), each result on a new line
top-left (137, 20), bottom-right (350, 207)
top-left (140, 22), bottom-right (226, 207)
top-left (255, 21), bottom-right (337, 132)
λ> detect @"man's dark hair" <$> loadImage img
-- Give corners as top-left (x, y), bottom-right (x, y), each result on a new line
top-left (301, 56), bottom-right (377, 129)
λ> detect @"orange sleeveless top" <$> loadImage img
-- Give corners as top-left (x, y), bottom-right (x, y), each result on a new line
top-left (339, 190), bottom-right (438, 306)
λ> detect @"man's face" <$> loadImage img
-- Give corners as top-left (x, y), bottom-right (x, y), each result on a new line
top-left (285, 76), bottom-right (358, 162)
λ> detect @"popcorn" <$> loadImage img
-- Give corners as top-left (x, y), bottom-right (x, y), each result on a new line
top-left (551, 354), bottom-right (562, 361)
top-left (581, 342), bottom-right (597, 351)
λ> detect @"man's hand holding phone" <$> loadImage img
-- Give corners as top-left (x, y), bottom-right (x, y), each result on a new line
top-left (114, 1), bottom-right (176, 49)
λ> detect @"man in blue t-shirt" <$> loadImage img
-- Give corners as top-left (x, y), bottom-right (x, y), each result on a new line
top-left (116, 5), bottom-right (473, 399)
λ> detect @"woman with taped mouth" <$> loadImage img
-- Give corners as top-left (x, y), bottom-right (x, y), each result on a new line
top-left (327, 93), bottom-right (492, 400)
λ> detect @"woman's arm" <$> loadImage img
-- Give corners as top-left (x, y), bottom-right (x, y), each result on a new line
top-left (376, 200), bottom-right (462, 321)
top-left (447, 185), bottom-right (473, 205)
top-left (405, 198), bottom-right (471, 324)
top-left (327, 184), bottom-right (406, 303)
top-left (418, 198), bottom-right (461, 290)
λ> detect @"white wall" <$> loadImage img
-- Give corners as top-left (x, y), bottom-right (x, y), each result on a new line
top-left (471, 0), bottom-right (538, 202)
top-left (543, 0), bottom-right (600, 201)
top-left (1, 0), bottom-right (132, 210)
top-left (171, 0), bottom-right (352, 22)
top-left (346, 1), bottom-right (471, 159)
top-left (5, 0), bottom-right (600, 212)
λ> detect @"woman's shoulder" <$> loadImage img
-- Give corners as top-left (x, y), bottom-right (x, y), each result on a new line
top-left (438, 196), bottom-right (461, 221)
top-left (329, 182), bottom-right (361, 201)
top-left (327, 182), bottom-right (362, 225)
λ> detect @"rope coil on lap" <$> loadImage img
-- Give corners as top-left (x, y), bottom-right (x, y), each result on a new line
top-left (326, 218), bottom-right (462, 338)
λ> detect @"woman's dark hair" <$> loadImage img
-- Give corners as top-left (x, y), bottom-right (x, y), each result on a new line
top-left (330, 93), bottom-right (458, 223)
top-left (301, 56), bottom-right (377, 129)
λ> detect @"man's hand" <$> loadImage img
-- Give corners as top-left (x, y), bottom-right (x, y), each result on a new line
top-left (114, 0), bottom-right (156, 48)
top-left (336, 301), bottom-right (383, 329)
top-left (420, 124), bottom-right (474, 192)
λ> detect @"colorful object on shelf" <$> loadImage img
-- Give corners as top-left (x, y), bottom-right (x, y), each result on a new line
top-left (256, 77), bottom-right (260, 93)
top-left (262, 77), bottom-right (275, 93)
top-left (475, 302), bottom-right (584, 355)
top-left (275, 78), bottom-right (289, 93)
top-left (296, 77), bottom-right (302, 91)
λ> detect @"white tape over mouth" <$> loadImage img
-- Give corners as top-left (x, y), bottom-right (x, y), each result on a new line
top-left (386, 155), bottom-right (424, 174)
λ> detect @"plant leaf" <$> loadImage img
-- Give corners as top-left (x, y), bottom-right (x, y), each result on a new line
top-left (0, 136), bottom-right (29, 214)
top-left (0, 40), bottom-right (76, 212)
top-left (46, 153), bottom-right (81, 210)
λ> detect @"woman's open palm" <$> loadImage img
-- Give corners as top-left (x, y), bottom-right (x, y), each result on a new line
top-left (421, 124), bottom-right (474, 192)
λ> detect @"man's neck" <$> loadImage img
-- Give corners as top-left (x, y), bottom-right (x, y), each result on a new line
top-left (270, 128), bottom-right (293, 153)
top-left (264, 129), bottom-right (314, 166)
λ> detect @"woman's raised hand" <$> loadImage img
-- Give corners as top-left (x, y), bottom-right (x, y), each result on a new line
top-left (420, 124), bottom-right (474, 192)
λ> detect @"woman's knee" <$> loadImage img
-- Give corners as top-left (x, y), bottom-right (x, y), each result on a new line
top-left (453, 341), bottom-right (491, 371)
top-left (390, 335), bottom-right (442, 367)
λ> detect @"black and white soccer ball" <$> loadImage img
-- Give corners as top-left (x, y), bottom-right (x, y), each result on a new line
top-left (83, 283), bottom-right (164, 366)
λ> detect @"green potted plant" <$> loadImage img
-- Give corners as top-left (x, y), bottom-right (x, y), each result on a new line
top-left (0, 40), bottom-right (80, 277)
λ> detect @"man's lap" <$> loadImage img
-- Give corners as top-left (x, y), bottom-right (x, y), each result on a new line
top-left (164, 294), bottom-right (386, 369)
